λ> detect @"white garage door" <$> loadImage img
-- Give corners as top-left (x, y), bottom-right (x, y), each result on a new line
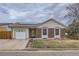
top-left (15, 30), bottom-right (26, 39)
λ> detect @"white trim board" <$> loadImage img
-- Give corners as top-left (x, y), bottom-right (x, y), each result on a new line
top-left (54, 28), bottom-right (60, 38)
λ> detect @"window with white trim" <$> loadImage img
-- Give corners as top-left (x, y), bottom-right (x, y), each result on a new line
top-left (43, 28), bottom-right (47, 35)
top-left (55, 29), bottom-right (59, 35)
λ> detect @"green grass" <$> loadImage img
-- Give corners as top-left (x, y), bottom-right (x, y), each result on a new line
top-left (30, 39), bottom-right (79, 48)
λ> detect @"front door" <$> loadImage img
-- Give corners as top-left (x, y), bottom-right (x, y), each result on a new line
top-left (42, 28), bottom-right (48, 38)
top-left (54, 28), bottom-right (60, 38)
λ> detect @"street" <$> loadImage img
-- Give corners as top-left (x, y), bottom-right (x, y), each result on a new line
top-left (0, 50), bottom-right (79, 56)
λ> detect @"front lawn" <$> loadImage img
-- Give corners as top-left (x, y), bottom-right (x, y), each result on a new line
top-left (27, 39), bottom-right (79, 48)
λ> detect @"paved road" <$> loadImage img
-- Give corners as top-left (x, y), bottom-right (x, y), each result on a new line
top-left (0, 50), bottom-right (79, 56)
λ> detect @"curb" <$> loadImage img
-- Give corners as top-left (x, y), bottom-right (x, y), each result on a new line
top-left (23, 48), bottom-right (79, 51)
top-left (1, 48), bottom-right (79, 51)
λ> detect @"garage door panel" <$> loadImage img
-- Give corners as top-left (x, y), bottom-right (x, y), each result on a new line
top-left (15, 32), bottom-right (26, 39)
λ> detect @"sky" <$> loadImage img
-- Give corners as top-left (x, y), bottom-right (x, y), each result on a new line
top-left (0, 3), bottom-right (71, 25)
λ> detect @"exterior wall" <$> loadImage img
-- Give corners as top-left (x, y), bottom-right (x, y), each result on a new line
top-left (12, 28), bottom-right (14, 39)
top-left (37, 20), bottom-right (65, 39)
top-left (26, 28), bottom-right (29, 38)
top-left (29, 28), bottom-right (41, 38)
top-left (12, 28), bottom-right (65, 39)
top-left (0, 27), bottom-right (7, 31)
top-left (60, 28), bottom-right (65, 38)
top-left (36, 28), bottom-right (41, 38)
top-left (35, 28), bottom-right (65, 39)
top-left (0, 26), bottom-right (11, 31)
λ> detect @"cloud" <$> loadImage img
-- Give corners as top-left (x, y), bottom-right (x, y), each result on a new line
top-left (0, 3), bottom-right (70, 25)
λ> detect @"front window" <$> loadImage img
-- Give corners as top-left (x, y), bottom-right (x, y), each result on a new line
top-left (55, 29), bottom-right (59, 35)
top-left (43, 28), bottom-right (47, 35)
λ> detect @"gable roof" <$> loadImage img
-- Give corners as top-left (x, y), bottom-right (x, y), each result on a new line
top-left (0, 18), bottom-right (66, 28)
top-left (37, 18), bottom-right (66, 27)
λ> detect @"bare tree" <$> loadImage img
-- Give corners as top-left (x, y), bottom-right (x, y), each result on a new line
top-left (66, 3), bottom-right (79, 24)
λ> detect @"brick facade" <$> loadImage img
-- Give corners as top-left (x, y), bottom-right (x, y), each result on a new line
top-left (36, 28), bottom-right (41, 38)
top-left (29, 28), bottom-right (65, 38)
top-left (60, 28), bottom-right (65, 38)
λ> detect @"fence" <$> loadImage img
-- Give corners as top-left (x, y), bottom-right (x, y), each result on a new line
top-left (0, 31), bottom-right (12, 39)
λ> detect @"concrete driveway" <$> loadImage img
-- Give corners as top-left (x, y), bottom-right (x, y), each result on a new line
top-left (0, 39), bottom-right (29, 50)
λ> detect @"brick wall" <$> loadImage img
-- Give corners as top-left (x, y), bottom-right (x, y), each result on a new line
top-left (60, 28), bottom-right (65, 38)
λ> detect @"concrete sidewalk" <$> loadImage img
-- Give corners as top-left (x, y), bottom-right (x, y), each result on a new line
top-left (0, 39), bottom-right (29, 50)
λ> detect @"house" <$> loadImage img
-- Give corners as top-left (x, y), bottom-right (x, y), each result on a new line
top-left (0, 18), bottom-right (65, 39)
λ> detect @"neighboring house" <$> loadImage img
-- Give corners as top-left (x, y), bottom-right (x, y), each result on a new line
top-left (0, 18), bottom-right (65, 39)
